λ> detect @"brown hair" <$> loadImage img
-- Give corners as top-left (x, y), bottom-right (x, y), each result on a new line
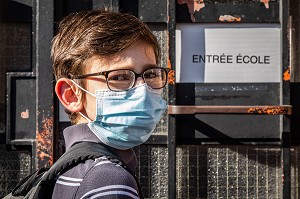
top-left (51, 9), bottom-right (160, 124)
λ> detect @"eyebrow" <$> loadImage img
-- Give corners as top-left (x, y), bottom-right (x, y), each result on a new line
top-left (105, 63), bottom-right (158, 73)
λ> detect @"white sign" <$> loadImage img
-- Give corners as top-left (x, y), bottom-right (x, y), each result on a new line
top-left (176, 24), bottom-right (281, 83)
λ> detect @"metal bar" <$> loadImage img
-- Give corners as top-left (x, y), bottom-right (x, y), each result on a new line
top-left (282, 132), bottom-right (291, 199)
top-left (168, 105), bottom-right (292, 115)
top-left (146, 135), bottom-right (167, 145)
top-left (167, 0), bottom-right (176, 198)
top-left (281, 0), bottom-right (291, 197)
top-left (290, 0), bottom-right (300, 82)
top-left (34, 0), bottom-right (54, 169)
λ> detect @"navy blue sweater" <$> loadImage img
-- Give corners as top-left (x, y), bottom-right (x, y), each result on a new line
top-left (52, 124), bottom-right (139, 199)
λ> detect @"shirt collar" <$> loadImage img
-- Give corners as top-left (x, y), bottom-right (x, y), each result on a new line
top-left (63, 123), bottom-right (138, 172)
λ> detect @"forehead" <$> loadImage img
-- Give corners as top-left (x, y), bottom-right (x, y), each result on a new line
top-left (84, 42), bottom-right (157, 73)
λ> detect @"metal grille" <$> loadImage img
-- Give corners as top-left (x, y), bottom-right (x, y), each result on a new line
top-left (135, 145), bottom-right (169, 198)
top-left (291, 147), bottom-right (300, 199)
top-left (135, 145), bottom-right (284, 199)
top-left (150, 24), bottom-right (169, 136)
top-left (176, 146), bottom-right (282, 199)
top-left (0, 146), bottom-right (31, 197)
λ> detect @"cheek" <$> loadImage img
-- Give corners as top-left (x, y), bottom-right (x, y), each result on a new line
top-left (84, 94), bottom-right (97, 120)
top-left (84, 94), bottom-right (94, 109)
top-left (85, 80), bottom-right (96, 93)
top-left (85, 77), bottom-right (109, 92)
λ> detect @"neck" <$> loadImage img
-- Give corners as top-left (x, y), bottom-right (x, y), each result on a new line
top-left (77, 111), bottom-right (93, 123)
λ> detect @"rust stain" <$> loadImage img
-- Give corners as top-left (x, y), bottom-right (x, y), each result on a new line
top-left (260, 0), bottom-right (270, 9)
top-left (178, 0), bottom-right (205, 22)
top-left (37, 117), bottom-right (53, 166)
top-left (21, 109), bottom-right (29, 119)
top-left (168, 70), bottom-right (175, 85)
top-left (167, 58), bottom-right (175, 85)
top-left (167, 57), bottom-right (172, 69)
top-left (283, 66), bottom-right (291, 81)
top-left (247, 106), bottom-right (288, 115)
top-left (219, 15), bottom-right (241, 22)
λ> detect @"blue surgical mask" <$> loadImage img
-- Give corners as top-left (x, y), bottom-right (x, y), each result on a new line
top-left (72, 81), bottom-right (167, 150)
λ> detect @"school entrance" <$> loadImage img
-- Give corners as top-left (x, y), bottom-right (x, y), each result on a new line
top-left (1, 1), bottom-right (300, 198)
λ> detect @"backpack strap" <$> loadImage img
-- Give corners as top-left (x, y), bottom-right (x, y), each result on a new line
top-left (11, 168), bottom-right (48, 196)
top-left (41, 142), bottom-right (144, 199)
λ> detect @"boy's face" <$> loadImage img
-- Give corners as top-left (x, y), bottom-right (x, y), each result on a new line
top-left (79, 41), bottom-right (157, 123)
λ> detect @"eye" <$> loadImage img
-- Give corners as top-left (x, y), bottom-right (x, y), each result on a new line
top-left (144, 70), bottom-right (160, 79)
top-left (108, 74), bottom-right (131, 81)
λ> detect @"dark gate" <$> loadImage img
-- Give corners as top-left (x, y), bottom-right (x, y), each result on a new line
top-left (2, 0), bottom-right (300, 199)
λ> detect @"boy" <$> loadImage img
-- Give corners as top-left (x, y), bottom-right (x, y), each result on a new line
top-left (51, 9), bottom-right (168, 198)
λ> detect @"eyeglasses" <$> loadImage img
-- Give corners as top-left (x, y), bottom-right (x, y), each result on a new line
top-left (71, 67), bottom-right (170, 91)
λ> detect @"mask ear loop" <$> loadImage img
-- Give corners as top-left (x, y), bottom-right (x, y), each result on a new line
top-left (70, 79), bottom-right (94, 123)
top-left (70, 79), bottom-right (96, 97)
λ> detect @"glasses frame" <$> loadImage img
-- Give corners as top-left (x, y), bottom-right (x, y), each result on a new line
top-left (71, 66), bottom-right (170, 91)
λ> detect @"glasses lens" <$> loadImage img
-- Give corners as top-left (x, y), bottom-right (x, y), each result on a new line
top-left (143, 68), bottom-right (167, 89)
top-left (107, 70), bottom-right (135, 91)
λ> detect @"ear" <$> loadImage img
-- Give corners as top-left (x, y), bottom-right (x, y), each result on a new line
top-left (55, 78), bottom-right (84, 113)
